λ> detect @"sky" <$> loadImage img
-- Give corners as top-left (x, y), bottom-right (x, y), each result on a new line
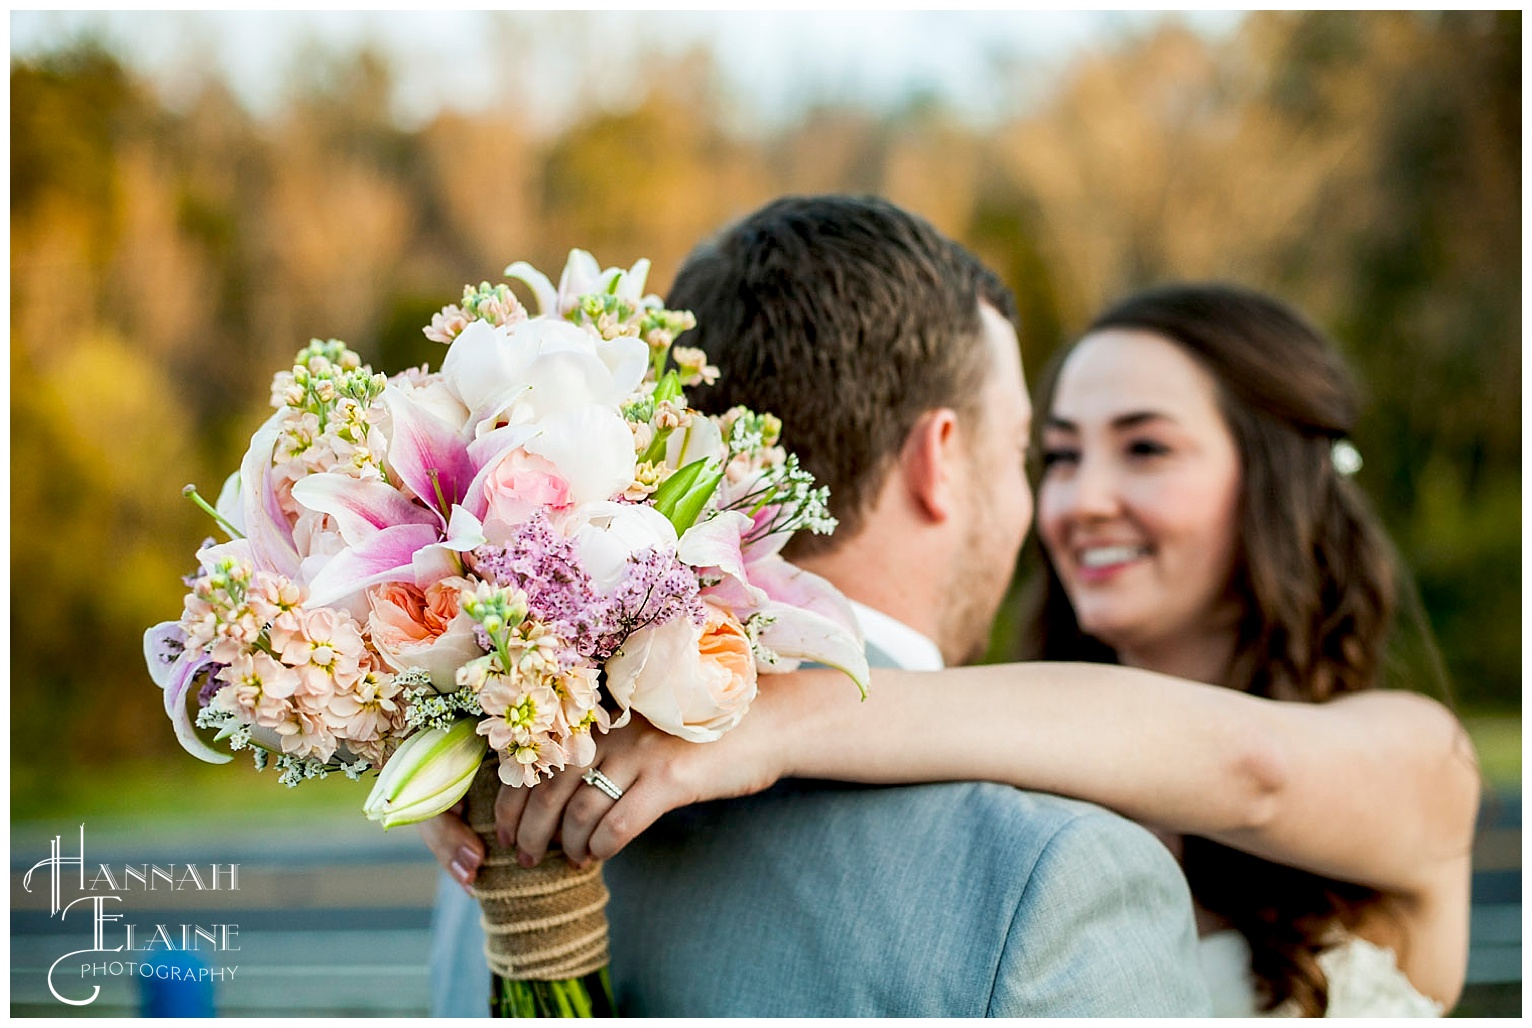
top-left (9, 10), bottom-right (1245, 132)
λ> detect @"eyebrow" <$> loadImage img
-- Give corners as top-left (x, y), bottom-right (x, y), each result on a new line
top-left (1044, 411), bottom-right (1175, 432)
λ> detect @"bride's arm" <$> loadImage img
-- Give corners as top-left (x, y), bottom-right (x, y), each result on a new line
top-left (508, 661), bottom-right (1479, 896)
top-left (825, 665), bottom-right (1479, 896)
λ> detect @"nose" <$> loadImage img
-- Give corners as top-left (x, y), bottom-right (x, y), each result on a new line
top-left (1065, 453), bottom-right (1122, 522)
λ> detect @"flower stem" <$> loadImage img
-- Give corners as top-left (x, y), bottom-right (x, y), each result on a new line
top-left (490, 970), bottom-right (615, 1019)
top-left (182, 484), bottom-right (245, 540)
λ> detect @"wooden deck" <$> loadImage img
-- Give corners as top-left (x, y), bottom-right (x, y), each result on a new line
top-left (11, 792), bottom-right (1521, 1017)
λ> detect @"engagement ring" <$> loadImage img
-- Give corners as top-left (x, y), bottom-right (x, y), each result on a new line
top-left (581, 767), bottom-right (624, 801)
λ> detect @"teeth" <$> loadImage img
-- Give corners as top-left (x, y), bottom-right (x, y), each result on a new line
top-left (1080, 546), bottom-right (1146, 568)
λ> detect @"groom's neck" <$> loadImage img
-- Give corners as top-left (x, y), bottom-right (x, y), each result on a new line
top-left (794, 529), bottom-right (950, 662)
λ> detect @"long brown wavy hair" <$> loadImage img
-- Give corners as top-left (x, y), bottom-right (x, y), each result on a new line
top-left (1020, 283), bottom-right (1400, 1015)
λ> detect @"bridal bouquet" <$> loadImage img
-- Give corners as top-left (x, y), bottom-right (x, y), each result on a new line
top-left (143, 250), bottom-right (870, 1017)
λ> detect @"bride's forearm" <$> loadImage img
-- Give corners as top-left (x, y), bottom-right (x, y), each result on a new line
top-left (772, 662), bottom-right (1288, 837)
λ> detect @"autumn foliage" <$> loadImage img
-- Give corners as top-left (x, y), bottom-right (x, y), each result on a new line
top-left (10, 12), bottom-right (1519, 780)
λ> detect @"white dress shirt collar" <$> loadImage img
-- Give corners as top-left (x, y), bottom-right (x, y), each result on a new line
top-left (849, 600), bottom-right (945, 671)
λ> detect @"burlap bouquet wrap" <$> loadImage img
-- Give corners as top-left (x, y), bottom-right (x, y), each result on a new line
top-left (464, 762), bottom-right (611, 980)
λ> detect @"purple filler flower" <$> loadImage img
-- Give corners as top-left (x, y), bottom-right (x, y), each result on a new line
top-left (195, 664), bottom-right (230, 708)
top-left (469, 511), bottom-right (704, 661)
top-left (589, 547), bottom-right (706, 660)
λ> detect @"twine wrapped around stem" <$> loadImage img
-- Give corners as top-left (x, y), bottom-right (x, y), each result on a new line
top-left (463, 761), bottom-right (612, 981)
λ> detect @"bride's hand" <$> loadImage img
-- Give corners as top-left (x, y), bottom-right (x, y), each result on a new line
top-left (495, 709), bottom-right (788, 869)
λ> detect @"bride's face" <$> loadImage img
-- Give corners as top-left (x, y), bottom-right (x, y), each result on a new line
top-left (1037, 329), bottom-right (1244, 661)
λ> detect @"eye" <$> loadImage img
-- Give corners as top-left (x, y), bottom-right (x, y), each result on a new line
top-left (1126, 438), bottom-right (1169, 459)
top-left (1039, 447), bottom-right (1079, 470)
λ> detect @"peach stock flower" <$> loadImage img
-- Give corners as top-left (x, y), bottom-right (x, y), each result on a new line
top-left (366, 577), bottom-right (483, 688)
top-left (274, 606), bottom-right (367, 696)
top-left (604, 602), bottom-right (758, 743)
top-left (213, 652), bottom-right (299, 726)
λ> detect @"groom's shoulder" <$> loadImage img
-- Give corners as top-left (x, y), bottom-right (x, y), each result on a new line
top-left (650, 778), bottom-right (1161, 879)
top-left (801, 779), bottom-right (1155, 859)
top-left (605, 781), bottom-right (1200, 1017)
top-left (781, 777), bottom-right (1128, 830)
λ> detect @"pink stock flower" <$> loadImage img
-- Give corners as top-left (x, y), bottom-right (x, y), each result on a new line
top-left (247, 573), bottom-right (305, 634)
top-left (556, 666), bottom-right (611, 767)
top-left (272, 652), bottom-right (407, 764)
top-left (179, 593), bottom-right (222, 653)
top-left (321, 690), bottom-right (363, 729)
top-left (424, 305), bottom-right (471, 345)
top-left (491, 732), bottom-right (574, 788)
top-left (342, 664), bottom-right (409, 743)
top-left (349, 735), bottom-right (400, 768)
top-left (553, 666), bottom-right (603, 730)
top-left (477, 675), bottom-right (560, 752)
top-left (181, 569), bottom-right (265, 664)
top-left (560, 723), bottom-right (598, 769)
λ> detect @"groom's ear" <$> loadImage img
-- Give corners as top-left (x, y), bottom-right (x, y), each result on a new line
top-left (900, 407), bottom-right (965, 524)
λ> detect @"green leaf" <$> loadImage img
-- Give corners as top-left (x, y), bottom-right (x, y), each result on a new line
top-left (652, 369), bottom-right (682, 403)
top-left (667, 468), bottom-right (725, 535)
top-left (650, 458), bottom-right (708, 517)
top-left (638, 426), bottom-right (674, 465)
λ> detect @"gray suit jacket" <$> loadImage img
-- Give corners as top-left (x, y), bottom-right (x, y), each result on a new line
top-left (429, 644), bottom-right (1211, 1016)
top-left (604, 782), bottom-right (1208, 1016)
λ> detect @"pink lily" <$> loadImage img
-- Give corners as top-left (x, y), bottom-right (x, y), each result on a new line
top-left (143, 621), bottom-right (231, 764)
top-left (290, 390), bottom-right (533, 608)
top-left (381, 389), bottom-right (480, 519)
top-left (678, 513), bottom-right (870, 695)
top-left (232, 409), bottom-right (301, 578)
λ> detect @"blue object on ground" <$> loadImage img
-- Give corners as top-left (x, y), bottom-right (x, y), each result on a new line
top-left (136, 947), bottom-right (217, 1017)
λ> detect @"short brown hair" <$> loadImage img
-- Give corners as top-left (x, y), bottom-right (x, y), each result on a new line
top-left (670, 195), bottom-right (1017, 557)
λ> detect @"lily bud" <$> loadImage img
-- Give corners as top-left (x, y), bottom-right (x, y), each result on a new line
top-left (362, 718), bottom-right (488, 829)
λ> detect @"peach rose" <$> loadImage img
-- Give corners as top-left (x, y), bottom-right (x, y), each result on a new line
top-left (366, 576), bottom-right (483, 689)
top-left (603, 603), bottom-right (758, 743)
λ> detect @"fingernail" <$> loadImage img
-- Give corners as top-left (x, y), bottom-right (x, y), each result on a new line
top-left (455, 845), bottom-right (479, 873)
top-left (497, 828), bottom-right (512, 849)
top-left (518, 850), bottom-right (536, 868)
top-left (449, 858), bottom-right (472, 886)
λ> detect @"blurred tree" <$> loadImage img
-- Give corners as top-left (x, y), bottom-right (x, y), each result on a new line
top-left (9, 13), bottom-right (1519, 794)
top-left (540, 46), bottom-right (771, 284)
top-left (987, 10), bottom-right (1520, 708)
top-left (11, 45), bottom-right (208, 774)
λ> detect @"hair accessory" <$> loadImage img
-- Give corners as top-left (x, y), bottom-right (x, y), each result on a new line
top-left (581, 766), bottom-right (624, 801)
top-left (1331, 439), bottom-right (1363, 477)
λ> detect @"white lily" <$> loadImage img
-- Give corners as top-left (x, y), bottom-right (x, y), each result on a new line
top-left (505, 249), bottom-right (657, 318)
top-left (362, 719), bottom-right (488, 829)
top-left (439, 318), bottom-right (646, 438)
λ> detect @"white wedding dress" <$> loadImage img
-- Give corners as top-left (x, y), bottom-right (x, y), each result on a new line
top-left (1198, 929), bottom-right (1444, 1017)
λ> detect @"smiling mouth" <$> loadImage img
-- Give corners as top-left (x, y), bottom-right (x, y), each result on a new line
top-left (1078, 545), bottom-right (1150, 569)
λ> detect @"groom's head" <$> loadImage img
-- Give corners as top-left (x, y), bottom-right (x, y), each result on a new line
top-left (670, 195), bottom-right (1032, 664)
